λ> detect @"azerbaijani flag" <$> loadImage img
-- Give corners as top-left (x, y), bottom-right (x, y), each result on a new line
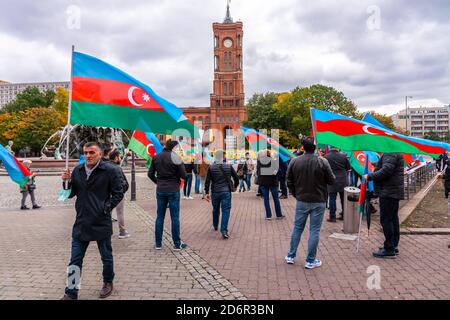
top-left (71, 51), bottom-right (198, 137)
top-left (348, 151), bottom-right (378, 176)
top-left (242, 127), bottom-right (296, 162)
top-left (311, 109), bottom-right (450, 158)
top-left (362, 113), bottom-right (416, 166)
top-left (128, 130), bottom-right (163, 167)
top-left (0, 144), bottom-right (33, 188)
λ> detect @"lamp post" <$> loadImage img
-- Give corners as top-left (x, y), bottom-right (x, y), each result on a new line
top-left (405, 96), bottom-right (413, 135)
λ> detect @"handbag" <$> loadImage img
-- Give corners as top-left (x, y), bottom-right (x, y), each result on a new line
top-left (218, 164), bottom-right (237, 192)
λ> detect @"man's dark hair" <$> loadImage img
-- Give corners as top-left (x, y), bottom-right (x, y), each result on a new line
top-left (102, 146), bottom-right (113, 157)
top-left (109, 150), bottom-right (121, 161)
top-left (301, 136), bottom-right (316, 153)
top-left (165, 139), bottom-right (179, 151)
top-left (84, 142), bottom-right (101, 150)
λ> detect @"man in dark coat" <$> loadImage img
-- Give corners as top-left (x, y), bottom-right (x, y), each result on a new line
top-left (204, 150), bottom-right (239, 239)
top-left (364, 153), bottom-right (404, 259)
top-left (61, 142), bottom-right (125, 300)
top-left (324, 147), bottom-right (351, 222)
top-left (148, 140), bottom-right (187, 250)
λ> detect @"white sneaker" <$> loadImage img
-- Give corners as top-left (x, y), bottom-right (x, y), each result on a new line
top-left (118, 231), bottom-right (130, 239)
top-left (285, 256), bottom-right (295, 264)
top-left (188, 196), bottom-right (194, 200)
top-left (305, 259), bottom-right (322, 269)
top-left (183, 196), bottom-right (187, 199)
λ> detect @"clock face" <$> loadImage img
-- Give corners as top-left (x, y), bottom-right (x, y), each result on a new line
top-left (223, 39), bottom-right (233, 48)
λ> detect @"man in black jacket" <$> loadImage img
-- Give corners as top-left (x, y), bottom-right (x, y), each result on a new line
top-left (285, 137), bottom-right (335, 269)
top-left (148, 140), bottom-right (187, 250)
top-left (61, 142), bottom-right (124, 300)
top-left (204, 150), bottom-right (239, 239)
top-left (324, 147), bottom-right (351, 222)
top-left (109, 150), bottom-right (130, 239)
top-left (364, 153), bottom-right (404, 259)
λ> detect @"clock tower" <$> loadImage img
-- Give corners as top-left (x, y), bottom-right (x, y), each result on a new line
top-left (209, 1), bottom-right (246, 142)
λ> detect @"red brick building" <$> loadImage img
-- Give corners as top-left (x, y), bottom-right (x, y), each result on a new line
top-left (181, 3), bottom-right (247, 148)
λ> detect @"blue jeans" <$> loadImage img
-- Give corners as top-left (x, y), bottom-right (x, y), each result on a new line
top-left (287, 201), bottom-right (326, 263)
top-left (239, 178), bottom-right (246, 191)
top-left (156, 192), bottom-right (181, 247)
top-left (328, 191), bottom-right (344, 219)
top-left (194, 174), bottom-right (201, 193)
top-left (245, 173), bottom-right (252, 190)
top-left (65, 236), bottom-right (114, 298)
top-left (260, 185), bottom-right (283, 218)
top-left (183, 174), bottom-right (193, 197)
top-left (279, 177), bottom-right (288, 196)
top-left (211, 192), bottom-right (232, 234)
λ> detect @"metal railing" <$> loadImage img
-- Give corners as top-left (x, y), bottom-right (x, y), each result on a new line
top-left (404, 162), bottom-right (437, 200)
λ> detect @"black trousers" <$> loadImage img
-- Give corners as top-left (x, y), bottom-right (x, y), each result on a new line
top-left (379, 197), bottom-right (400, 252)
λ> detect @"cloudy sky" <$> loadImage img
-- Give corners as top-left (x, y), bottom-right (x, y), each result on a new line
top-left (0, 0), bottom-right (449, 115)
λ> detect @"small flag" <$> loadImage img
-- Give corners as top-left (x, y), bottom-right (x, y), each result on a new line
top-left (128, 130), bottom-right (164, 167)
top-left (0, 144), bottom-right (33, 188)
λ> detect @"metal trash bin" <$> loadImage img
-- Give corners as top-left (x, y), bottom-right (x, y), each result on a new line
top-left (343, 186), bottom-right (360, 234)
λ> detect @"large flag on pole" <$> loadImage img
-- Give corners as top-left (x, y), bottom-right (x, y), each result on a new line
top-left (0, 144), bottom-right (33, 188)
top-left (242, 127), bottom-right (296, 162)
top-left (70, 51), bottom-right (198, 137)
top-left (311, 108), bottom-right (450, 158)
top-left (361, 113), bottom-right (416, 166)
top-left (128, 130), bottom-right (163, 167)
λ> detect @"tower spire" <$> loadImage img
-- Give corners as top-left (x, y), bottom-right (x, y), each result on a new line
top-left (224, 0), bottom-right (233, 23)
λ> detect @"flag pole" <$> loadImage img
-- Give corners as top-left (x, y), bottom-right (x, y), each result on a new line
top-left (309, 108), bottom-right (317, 146)
top-left (356, 152), bottom-right (367, 253)
top-left (64, 45), bottom-right (74, 189)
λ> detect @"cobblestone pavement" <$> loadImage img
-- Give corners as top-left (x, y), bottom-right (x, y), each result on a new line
top-left (1, 175), bottom-right (449, 300)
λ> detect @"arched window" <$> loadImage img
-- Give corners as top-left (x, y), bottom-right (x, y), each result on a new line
top-left (237, 34), bottom-right (241, 47)
top-left (214, 36), bottom-right (218, 48)
top-left (223, 82), bottom-right (227, 96)
top-left (205, 116), bottom-right (210, 124)
top-left (229, 82), bottom-right (233, 95)
top-left (192, 116), bottom-right (196, 121)
top-left (199, 116), bottom-right (203, 122)
top-left (214, 56), bottom-right (219, 70)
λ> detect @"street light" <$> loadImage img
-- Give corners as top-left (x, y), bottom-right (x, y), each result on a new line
top-left (405, 96), bottom-right (413, 135)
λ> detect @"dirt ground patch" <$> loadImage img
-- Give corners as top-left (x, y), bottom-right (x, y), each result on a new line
top-left (402, 179), bottom-right (450, 228)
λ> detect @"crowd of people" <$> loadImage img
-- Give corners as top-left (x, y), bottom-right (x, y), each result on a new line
top-left (44, 136), bottom-right (446, 299)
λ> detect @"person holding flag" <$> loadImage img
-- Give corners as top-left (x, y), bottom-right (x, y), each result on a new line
top-left (20, 160), bottom-right (41, 210)
top-left (363, 153), bottom-right (404, 259)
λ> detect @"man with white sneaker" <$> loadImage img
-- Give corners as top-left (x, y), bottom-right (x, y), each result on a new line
top-left (284, 137), bottom-right (335, 269)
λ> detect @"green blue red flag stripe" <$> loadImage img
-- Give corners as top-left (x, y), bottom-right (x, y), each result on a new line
top-left (312, 109), bottom-right (450, 157)
top-left (0, 144), bottom-right (33, 188)
top-left (128, 130), bottom-right (163, 167)
top-left (242, 127), bottom-right (295, 162)
top-left (71, 51), bottom-right (198, 137)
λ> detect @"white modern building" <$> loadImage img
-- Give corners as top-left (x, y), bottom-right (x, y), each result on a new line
top-left (391, 105), bottom-right (450, 137)
top-left (0, 80), bottom-right (70, 109)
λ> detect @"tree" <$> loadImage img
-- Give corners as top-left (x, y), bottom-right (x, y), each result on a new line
top-left (51, 86), bottom-right (69, 113)
top-left (424, 130), bottom-right (441, 141)
top-left (5, 108), bottom-right (66, 153)
top-left (273, 84), bottom-right (360, 146)
top-left (242, 92), bottom-right (281, 129)
top-left (0, 86), bottom-right (55, 114)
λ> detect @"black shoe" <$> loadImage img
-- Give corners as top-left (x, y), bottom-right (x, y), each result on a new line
top-left (276, 215), bottom-right (285, 220)
top-left (173, 242), bottom-right (188, 251)
top-left (32, 205), bottom-right (41, 209)
top-left (213, 225), bottom-right (218, 231)
top-left (373, 248), bottom-right (396, 259)
top-left (20, 206), bottom-right (29, 210)
top-left (379, 246), bottom-right (399, 255)
top-left (279, 195), bottom-right (288, 199)
top-left (327, 218), bottom-right (337, 223)
top-left (61, 294), bottom-right (77, 300)
top-left (222, 233), bottom-right (229, 239)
